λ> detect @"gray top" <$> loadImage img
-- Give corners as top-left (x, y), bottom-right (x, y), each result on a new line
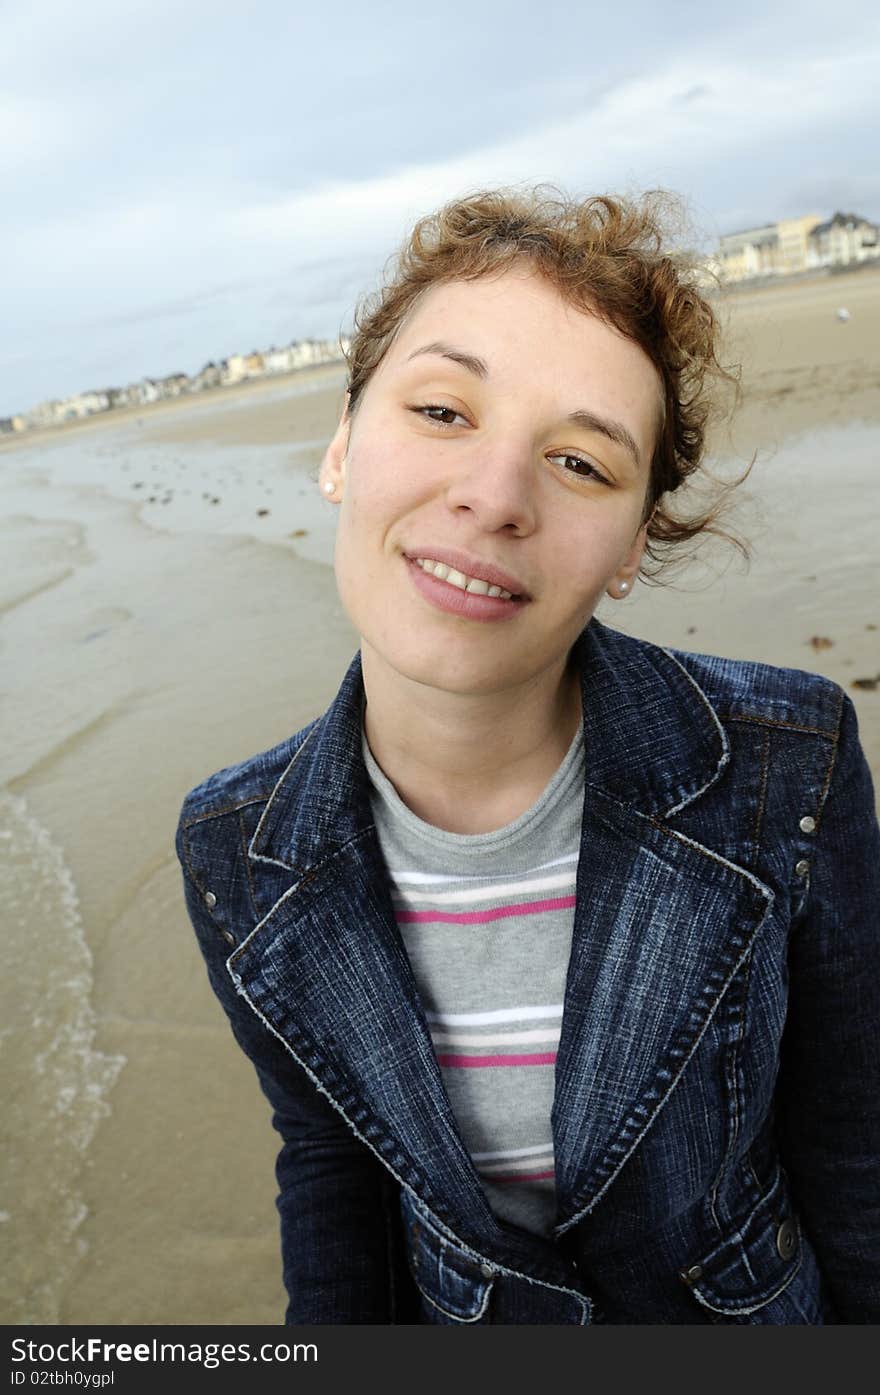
top-left (362, 716), bottom-right (585, 1236)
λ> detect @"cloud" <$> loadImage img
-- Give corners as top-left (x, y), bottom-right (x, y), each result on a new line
top-left (215, 44), bottom-right (880, 254)
top-left (2, 1), bottom-right (879, 413)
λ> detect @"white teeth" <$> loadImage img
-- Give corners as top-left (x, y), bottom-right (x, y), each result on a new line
top-left (415, 557), bottom-right (514, 600)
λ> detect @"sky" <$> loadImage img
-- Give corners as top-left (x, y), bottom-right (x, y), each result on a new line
top-left (2, 0), bottom-right (879, 417)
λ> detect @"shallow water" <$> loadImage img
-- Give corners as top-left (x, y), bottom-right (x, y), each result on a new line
top-left (0, 791), bottom-right (125, 1322)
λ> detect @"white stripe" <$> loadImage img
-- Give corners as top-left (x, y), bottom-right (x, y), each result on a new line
top-left (472, 1142), bottom-right (556, 1162)
top-left (425, 1004), bottom-right (564, 1027)
top-left (479, 1155), bottom-right (555, 1175)
top-left (430, 1028), bottom-right (561, 1046)
top-left (388, 852), bottom-right (580, 885)
top-left (391, 870), bottom-right (576, 906)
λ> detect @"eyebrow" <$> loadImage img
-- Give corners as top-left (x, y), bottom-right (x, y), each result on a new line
top-left (406, 339), bottom-right (489, 380)
top-left (404, 339), bottom-right (642, 470)
top-left (565, 410), bottom-right (642, 470)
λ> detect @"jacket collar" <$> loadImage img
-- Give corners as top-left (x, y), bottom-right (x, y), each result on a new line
top-left (249, 616), bottom-right (730, 875)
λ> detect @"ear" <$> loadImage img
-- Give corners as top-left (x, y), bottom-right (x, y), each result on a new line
top-left (606, 520), bottom-right (648, 600)
top-left (318, 394), bottom-right (351, 497)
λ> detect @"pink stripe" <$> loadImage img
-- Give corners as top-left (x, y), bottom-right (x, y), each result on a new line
top-left (485, 1169), bottom-right (556, 1183)
top-left (437, 1051), bottom-right (557, 1067)
top-left (397, 895), bottom-right (576, 925)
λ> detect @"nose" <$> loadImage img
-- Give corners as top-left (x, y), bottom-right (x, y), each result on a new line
top-left (443, 433), bottom-right (537, 535)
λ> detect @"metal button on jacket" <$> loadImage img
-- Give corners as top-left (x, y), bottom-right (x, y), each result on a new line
top-left (795, 859), bottom-right (810, 877)
top-left (479, 1262), bottom-right (495, 1279)
top-left (204, 890), bottom-right (217, 908)
top-left (799, 815), bottom-right (816, 833)
top-left (776, 1219), bottom-right (797, 1260)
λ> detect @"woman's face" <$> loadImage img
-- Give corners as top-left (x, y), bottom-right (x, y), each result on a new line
top-left (320, 264), bottom-right (662, 700)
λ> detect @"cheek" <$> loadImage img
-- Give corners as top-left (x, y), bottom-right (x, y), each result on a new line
top-left (554, 517), bottom-right (627, 582)
top-left (344, 438), bottom-right (417, 514)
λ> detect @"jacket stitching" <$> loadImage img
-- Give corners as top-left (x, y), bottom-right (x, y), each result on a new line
top-left (179, 833), bottom-right (208, 904)
top-left (409, 1200), bottom-right (590, 1321)
top-left (789, 687), bottom-right (845, 925)
top-left (238, 807), bottom-right (258, 916)
top-left (740, 729), bottom-right (771, 1199)
top-left (750, 728), bottom-right (771, 863)
top-left (418, 1277), bottom-right (494, 1324)
top-left (248, 721), bottom-right (321, 867)
top-left (693, 1221), bottom-right (804, 1317)
top-left (227, 968), bottom-right (593, 1314)
top-left (642, 811), bottom-right (775, 892)
top-left (814, 686), bottom-right (846, 825)
top-left (180, 793), bottom-right (272, 829)
top-left (659, 647), bottom-right (730, 815)
top-left (714, 712), bottom-right (837, 738)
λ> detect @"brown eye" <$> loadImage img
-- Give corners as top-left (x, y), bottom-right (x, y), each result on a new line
top-left (412, 404), bottom-right (468, 426)
top-left (547, 451), bottom-right (610, 484)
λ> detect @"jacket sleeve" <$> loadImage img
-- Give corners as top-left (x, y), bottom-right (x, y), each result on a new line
top-left (176, 822), bottom-right (407, 1324)
top-left (774, 692), bottom-right (880, 1322)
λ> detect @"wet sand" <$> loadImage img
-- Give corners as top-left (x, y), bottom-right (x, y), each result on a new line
top-left (2, 265), bottom-right (878, 1324)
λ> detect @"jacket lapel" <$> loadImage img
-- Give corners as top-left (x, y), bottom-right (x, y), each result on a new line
top-left (237, 619), bottom-right (774, 1249)
top-left (551, 784), bottom-right (773, 1234)
top-left (236, 649), bottom-right (514, 1252)
top-left (550, 624), bottom-right (774, 1232)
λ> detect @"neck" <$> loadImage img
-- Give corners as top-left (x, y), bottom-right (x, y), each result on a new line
top-left (360, 644), bottom-right (583, 834)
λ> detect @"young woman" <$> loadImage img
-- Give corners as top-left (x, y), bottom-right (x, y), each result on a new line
top-left (176, 189), bottom-right (880, 1324)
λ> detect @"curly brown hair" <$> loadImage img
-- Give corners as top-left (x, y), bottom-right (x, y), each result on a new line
top-left (344, 186), bottom-right (750, 581)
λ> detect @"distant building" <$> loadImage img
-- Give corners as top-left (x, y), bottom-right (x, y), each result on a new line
top-left (192, 361), bottom-right (223, 392)
top-left (156, 373), bottom-right (190, 398)
top-left (777, 215), bottom-right (823, 273)
top-left (106, 386), bottom-right (138, 409)
top-left (717, 222), bottom-right (780, 281)
top-left (262, 346), bottom-right (296, 373)
top-left (808, 212), bottom-right (880, 268)
top-left (221, 354), bottom-right (247, 385)
top-left (718, 210), bottom-right (880, 283)
top-left (26, 399), bottom-right (66, 429)
top-left (12, 335), bottom-right (349, 431)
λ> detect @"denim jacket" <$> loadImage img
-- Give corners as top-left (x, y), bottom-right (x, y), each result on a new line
top-left (175, 617), bottom-right (880, 1324)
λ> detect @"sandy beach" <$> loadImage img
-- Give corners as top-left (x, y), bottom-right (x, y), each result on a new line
top-left (2, 265), bottom-right (878, 1325)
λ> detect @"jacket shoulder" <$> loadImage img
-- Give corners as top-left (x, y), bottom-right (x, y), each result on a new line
top-left (663, 644), bottom-right (844, 737)
top-left (176, 717), bottom-right (320, 835)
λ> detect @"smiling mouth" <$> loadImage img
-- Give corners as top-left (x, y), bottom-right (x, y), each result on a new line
top-left (412, 556), bottom-right (521, 600)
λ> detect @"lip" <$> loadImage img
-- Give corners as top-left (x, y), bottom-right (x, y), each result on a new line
top-left (404, 556), bottom-right (529, 622)
top-left (402, 546), bottom-right (531, 600)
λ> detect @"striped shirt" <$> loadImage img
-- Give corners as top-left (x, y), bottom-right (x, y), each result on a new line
top-left (362, 715), bottom-right (584, 1237)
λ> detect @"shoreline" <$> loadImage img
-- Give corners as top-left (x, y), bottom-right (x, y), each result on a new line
top-left (0, 358), bottom-right (348, 452)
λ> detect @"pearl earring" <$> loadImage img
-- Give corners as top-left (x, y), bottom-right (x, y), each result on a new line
top-left (619, 580), bottom-right (630, 594)
top-left (322, 481), bottom-right (335, 495)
